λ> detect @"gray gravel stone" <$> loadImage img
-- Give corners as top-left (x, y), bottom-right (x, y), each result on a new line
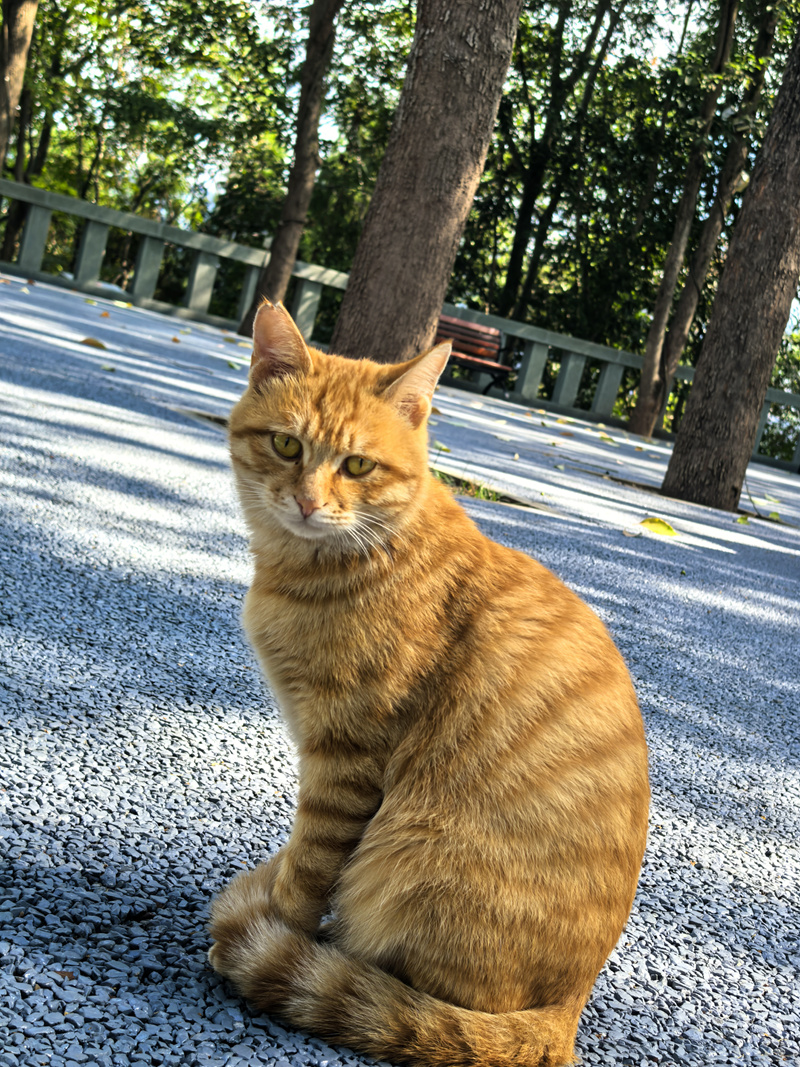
top-left (1, 278), bottom-right (798, 1067)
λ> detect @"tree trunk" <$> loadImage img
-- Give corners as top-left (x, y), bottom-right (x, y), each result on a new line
top-left (0, 0), bottom-right (39, 174)
top-left (238, 0), bottom-right (344, 338)
top-left (661, 23), bottom-right (800, 510)
top-left (656, 6), bottom-right (778, 416)
top-left (496, 0), bottom-right (613, 318)
top-left (512, 4), bottom-right (623, 321)
top-left (629, 0), bottom-right (740, 437)
top-left (329, 0), bottom-right (525, 363)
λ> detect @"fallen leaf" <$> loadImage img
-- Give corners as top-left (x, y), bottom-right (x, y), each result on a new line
top-left (640, 516), bottom-right (677, 536)
top-left (623, 529), bottom-right (642, 538)
top-left (764, 493), bottom-right (781, 503)
top-left (180, 327), bottom-right (191, 334)
top-left (736, 516), bottom-right (749, 525)
top-left (112, 300), bottom-right (132, 308)
top-left (84, 298), bottom-right (97, 305)
top-left (634, 446), bottom-right (644, 451)
top-left (768, 511), bottom-right (780, 521)
top-left (559, 431), bottom-right (574, 437)
top-left (495, 434), bottom-right (512, 442)
top-left (223, 336), bottom-right (238, 343)
top-left (513, 453), bottom-right (520, 460)
top-left (554, 464), bottom-right (565, 471)
top-left (171, 337), bottom-right (180, 343)
top-left (237, 341), bottom-right (251, 348)
top-left (598, 432), bottom-right (618, 446)
top-left (20, 286), bottom-right (29, 293)
top-left (432, 440), bottom-right (451, 453)
top-left (80, 337), bottom-right (106, 349)
top-left (556, 417), bottom-right (573, 424)
top-left (101, 364), bottom-right (116, 372)
top-left (430, 407), bottom-right (442, 415)
top-left (227, 361), bottom-right (239, 369)
top-left (99, 311), bottom-right (110, 318)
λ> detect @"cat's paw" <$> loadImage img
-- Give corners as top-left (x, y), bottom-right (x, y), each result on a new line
top-left (208, 911), bottom-right (312, 1011)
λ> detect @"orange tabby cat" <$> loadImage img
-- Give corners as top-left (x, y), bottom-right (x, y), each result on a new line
top-left (208, 301), bottom-right (649, 1067)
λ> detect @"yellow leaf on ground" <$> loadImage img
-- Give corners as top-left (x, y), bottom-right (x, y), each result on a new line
top-left (80, 337), bottom-right (106, 349)
top-left (430, 407), bottom-right (442, 415)
top-left (640, 516), bottom-right (678, 536)
top-left (432, 440), bottom-right (451, 453)
top-left (112, 300), bottom-right (132, 308)
top-left (736, 516), bottom-right (749, 525)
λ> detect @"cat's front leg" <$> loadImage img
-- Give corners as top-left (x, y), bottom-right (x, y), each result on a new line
top-left (265, 746), bottom-right (383, 933)
top-left (210, 745), bottom-right (382, 953)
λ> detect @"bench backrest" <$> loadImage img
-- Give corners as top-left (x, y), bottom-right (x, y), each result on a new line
top-left (435, 313), bottom-right (501, 359)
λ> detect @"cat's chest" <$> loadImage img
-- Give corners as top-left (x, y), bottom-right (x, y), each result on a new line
top-left (242, 579), bottom-right (406, 742)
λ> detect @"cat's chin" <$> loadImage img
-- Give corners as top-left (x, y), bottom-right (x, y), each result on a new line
top-left (277, 511), bottom-right (344, 543)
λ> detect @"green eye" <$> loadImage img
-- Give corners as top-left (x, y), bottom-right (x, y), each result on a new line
top-left (343, 455), bottom-right (376, 477)
top-left (272, 433), bottom-right (302, 459)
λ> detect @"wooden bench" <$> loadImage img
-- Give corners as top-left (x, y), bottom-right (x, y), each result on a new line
top-left (435, 314), bottom-right (514, 394)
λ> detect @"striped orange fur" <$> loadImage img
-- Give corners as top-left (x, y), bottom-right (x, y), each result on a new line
top-left (208, 301), bottom-right (650, 1066)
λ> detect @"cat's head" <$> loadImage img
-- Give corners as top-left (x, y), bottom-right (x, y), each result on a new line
top-left (228, 301), bottom-right (451, 554)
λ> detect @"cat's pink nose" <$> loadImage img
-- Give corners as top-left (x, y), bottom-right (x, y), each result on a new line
top-left (296, 496), bottom-right (320, 518)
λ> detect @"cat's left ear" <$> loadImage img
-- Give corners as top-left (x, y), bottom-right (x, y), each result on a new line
top-left (250, 300), bottom-right (313, 386)
top-left (382, 342), bottom-right (451, 429)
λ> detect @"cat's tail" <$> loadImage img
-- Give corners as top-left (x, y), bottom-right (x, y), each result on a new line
top-left (208, 913), bottom-right (580, 1067)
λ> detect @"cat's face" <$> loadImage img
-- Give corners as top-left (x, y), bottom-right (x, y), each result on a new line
top-left (228, 303), bottom-right (450, 554)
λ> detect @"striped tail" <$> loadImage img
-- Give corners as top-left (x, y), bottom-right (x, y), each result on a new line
top-left (208, 911), bottom-right (580, 1067)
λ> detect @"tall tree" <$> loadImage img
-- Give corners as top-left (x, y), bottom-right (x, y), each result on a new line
top-left (0, 0), bottom-right (39, 173)
top-left (629, 0), bottom-right (740, 436)
top-left (238, 0), bottom-right (345, 337)
top-left (329, 0), bottom-right (525, 363)
top-left (661, 22), bottom-right (800, 510)
top-left (653, 4), bottom-right (779, 430)
top-left (495, 0), bottom-right (626, 319)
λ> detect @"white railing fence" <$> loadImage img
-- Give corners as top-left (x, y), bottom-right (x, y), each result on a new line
top-left (1, 178), bottom-right (798, 471)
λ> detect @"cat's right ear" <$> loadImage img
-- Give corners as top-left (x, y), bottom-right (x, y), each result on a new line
top-left (249, 300), bottom-right (313, 386)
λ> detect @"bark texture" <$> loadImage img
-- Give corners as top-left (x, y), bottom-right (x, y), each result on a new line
top-left (629, 0), bottom-right (739, 437)
top-left (661, 23), bottom-right (800, 510)
top-left (329, 0), bottom-right (525, 363)
top-left (0, 0), bottom-right (39, 173)
top-left (238, 0), bottom-right (344, 337)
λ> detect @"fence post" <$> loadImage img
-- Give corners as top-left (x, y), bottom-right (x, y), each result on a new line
top-left (516, 341), bottom-right (549, 401)
top-left (17, 205), bottom-right (52, 274)
top-left (184, 250), bottom-right (219, 313)
top-left (591, 362), bottom-right (624, 416)
top-left (130, 237), bottom-right (165, 302)
top-left (291, 279), bottom-right (323, 340)
top-left (74, 220), bottom-right (110, 285)
top-left (751, 402), bottom-right (770, 457)
top-left (551, 352), bottom-right (587, 406)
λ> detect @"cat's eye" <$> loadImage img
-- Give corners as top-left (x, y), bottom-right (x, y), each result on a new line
top-left (272, 433), bottom-right (302, 460)
top-left (343, 455), bottom-right (376, 478)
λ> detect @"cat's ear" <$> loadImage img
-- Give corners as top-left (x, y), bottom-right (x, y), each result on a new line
top-left (250, 300), bottom-right (313, 386)
top-left (381, 342), bottom-right (451, 429)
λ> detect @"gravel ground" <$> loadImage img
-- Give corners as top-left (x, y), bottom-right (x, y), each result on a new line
top-left (1, 278), bottom-right (799, 1067)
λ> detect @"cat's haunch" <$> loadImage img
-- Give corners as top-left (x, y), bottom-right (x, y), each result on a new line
top-left (208, 301), bottom-right (649, 1067)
